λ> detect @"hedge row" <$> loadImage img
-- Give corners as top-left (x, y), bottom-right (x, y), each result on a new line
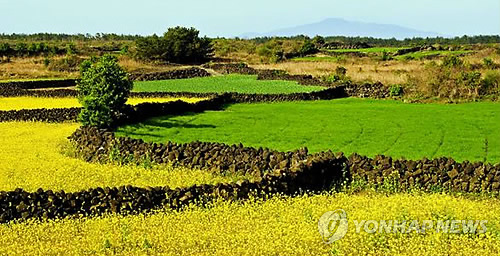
top-left (0, 127), bottom-right (346, 223)
top-left (128, 67), bottom-right (211, 81)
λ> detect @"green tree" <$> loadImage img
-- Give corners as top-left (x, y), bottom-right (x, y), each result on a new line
top-left (77, 55), bottom-right (132, 128)
top-left (312, 35), bottom-right (325, 47)
top-left (299, 39), bottom-right (318, 56)
top-left (135, 26), bottom-right (212, 63)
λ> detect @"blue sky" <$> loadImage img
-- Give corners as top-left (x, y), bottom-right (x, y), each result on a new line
top-left (0, 0), bottom-right (499, 37)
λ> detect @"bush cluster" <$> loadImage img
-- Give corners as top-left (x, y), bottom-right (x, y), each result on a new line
top-left (47, 55), bottom-right (84, 72)
top-left (324, 66), bottom-right (351, 84)
top-left (407, 56), bottom-right (500, 99)
top-left (389, 84), bottom-right (403, 96)
top-left (77, 55), bottom-right (132, 128)
top-left (0, 42), bottom-right (68, 57)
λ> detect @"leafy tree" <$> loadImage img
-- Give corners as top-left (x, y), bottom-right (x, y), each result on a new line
top-left (77, 55), bottom-right (132, 128)
top-left (312, 35), bottom-right (325, 47)
top-left (299, 39), bottom-right (318, 56)
top-left (135, 27), bottom-right (212, 63)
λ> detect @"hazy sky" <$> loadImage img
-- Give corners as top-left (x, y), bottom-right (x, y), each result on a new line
top-left (1, 0), bottom-right (499, 37)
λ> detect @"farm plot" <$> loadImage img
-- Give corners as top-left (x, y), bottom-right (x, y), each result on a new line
top-left (1, 192), bottom-right (499, 255)
top-left (0, 97), bottom-right (206, 111)
top-left (116, 98), bottom-right (500, 163)
top-left (0, 122), bottom-right (248, 192)
top-left (132, 74), bottom-right (325, 94)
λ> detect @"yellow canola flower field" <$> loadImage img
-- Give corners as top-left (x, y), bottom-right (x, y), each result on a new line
top-left (0, 193), bottom-right (499, 255)
top-left (1, 108), bottom-right (499, 256)
top-left (0, 122), bottom-right (245, 192)
top-left (0, 97), bottom-right (206, 111)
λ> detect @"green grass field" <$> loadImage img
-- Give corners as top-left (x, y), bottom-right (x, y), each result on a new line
top-left (132, 74), bottom-right (324, 94)
top-left (116, 98), bottom-right (500, 163)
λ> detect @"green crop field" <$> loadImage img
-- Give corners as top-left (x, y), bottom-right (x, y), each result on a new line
top-left (116, 98), bottom-right (500, 163)
top-left (132, 74), bottom-right (325, 94)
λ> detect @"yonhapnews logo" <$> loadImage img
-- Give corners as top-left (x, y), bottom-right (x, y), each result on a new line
top-left (318, 209), bottom-right (349, 244)
top-left (318, 209), bottom-right (488, 243)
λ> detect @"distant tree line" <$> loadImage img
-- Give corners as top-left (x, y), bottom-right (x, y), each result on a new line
top-left (0, 41), bottom-right (78, 57)
top-left (2, 32), bottom-right (498, 46)
top-left (245, 35), bottom-right (500, 47)
top-left (0, 33), bottom-right (142, 41)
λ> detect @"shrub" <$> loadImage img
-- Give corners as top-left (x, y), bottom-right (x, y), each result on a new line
top-left (14, 43), bottom-right (28, 56)
top-left (324, 66), bottom-right (351, 83)
top-left (335, 66), bottom-right (347, 76)
top-left (135, 26), bottom-right (212, 64)
top-left (77, 55), bottom-right (132, 128)
top-left (483, 58), bottom-right (494, 68)
top-left (120, 45), bottom-right (129, 55)
top-left (457, 71), bottom-right (482, 97)
top-left (43, 58), bottom-right (51, 67)
top-left (0, 43), bottom-right (11, 56)
top-left (381, 50), bottom-right (392, 61)
top-left (299, 40), bottom-right (318, 56)
top-left (312, 36), bottom-right (325, 47)
top-left (483, 58), bottom-right (498, 69)
top-left (389, 85), bottom-right (403, 97)
top-left (442, 55), bottom-right (464, 68)
top-left (66, 43), bottom-right (77, 55)
top-left (47, 55), bottom-right (83, 72)
top-left (256, 40), bottom-right (287, 63)
top-left (481, 70), bottom-right (500, 95)
top-left (403, 55), bottom-right (415, 61)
